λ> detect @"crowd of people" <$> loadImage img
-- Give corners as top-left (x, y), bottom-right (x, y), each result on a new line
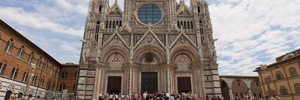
top-left (98, 91), bottom-right (225, 100)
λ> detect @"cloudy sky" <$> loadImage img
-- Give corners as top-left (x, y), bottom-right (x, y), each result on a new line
top-left (1, 0), bottom-right (299, 76)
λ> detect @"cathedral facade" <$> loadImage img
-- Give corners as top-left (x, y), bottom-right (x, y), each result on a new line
top-left (76, 0), bottom-right (221, 99)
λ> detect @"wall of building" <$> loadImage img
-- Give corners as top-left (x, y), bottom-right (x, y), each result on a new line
top-left (255, 49), bottom-right (300, 100)
top-left (0, 19), bottom-right (62, 99)
top-left (219, 76), bottom-right (263, 100)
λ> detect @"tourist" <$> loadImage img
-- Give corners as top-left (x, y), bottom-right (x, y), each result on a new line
top-left (166, 92), bottom-right (170, 100)
top-left (205, 95), bottom-right (209, 100)
top-left (99, 94), bottom-right (103, 100)
top-left (11, 94), bottom-right (16, 100)
top-left (135, 93), bottom-right (138, 100)
top-left (143, 92), bottom-right (147, 100)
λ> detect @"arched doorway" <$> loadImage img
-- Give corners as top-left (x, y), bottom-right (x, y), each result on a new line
top-left (4, 91), bottom-right (12, 100)
top-left (220, 80), bottom-right (230, 100)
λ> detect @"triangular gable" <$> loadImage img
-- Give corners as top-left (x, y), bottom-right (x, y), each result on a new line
top-left (176, 4), bottom-right (193, 16)
top-left (169, 31), bottom-right (198, 51)
top-left (133, 30), bottom-right (166, 52)
top-left (107, 3), bottom-right (123, 16)
top-left (101, 32), bottom-right (130, 51)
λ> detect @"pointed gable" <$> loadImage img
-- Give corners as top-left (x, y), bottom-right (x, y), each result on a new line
top-left (133, 31), bottom-right (166, 52)
top-left (107, 3), bottom-right (123, 16)
top-left (177, 4), bottom-right (193, 16)
top-left (101, 32), bottom-right (130, 51)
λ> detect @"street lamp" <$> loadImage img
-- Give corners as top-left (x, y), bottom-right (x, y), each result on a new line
top-left (22, 63), bottom-right (36, 100)
top-left (260, 64), bottom-right (272, 99)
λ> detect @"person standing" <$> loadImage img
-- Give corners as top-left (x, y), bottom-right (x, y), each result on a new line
top-left (143, 92), bottom-right (147, 100)
top-left (135, 93), bottom-right (138, 100)
top-left (11, 94), bottom-right (16, 100)
top-left (166, 92), bottom-right (169, 100)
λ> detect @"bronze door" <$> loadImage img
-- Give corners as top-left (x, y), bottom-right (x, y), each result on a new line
top-left (141, 72), bottom-right (158, 93)
top-left (177, 77), bottom-right (191, 93)
top-left (107, 76), bottom-right (122, 94)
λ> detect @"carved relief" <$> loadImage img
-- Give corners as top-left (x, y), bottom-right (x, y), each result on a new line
top-left (108, 54), bottom-right (124, 67)
top-left (175, 55), bottom-right (191, 71)
top-left (121, 34), bottom-right (131, 46)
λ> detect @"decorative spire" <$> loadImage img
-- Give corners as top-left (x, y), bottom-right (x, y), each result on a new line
top-left (115, 0), bottom-right (118, 4)
top-left (180, 0), bottom-right (185, 4)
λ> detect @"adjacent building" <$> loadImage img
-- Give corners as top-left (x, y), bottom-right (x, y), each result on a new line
top-left (219, 75), bottom-right (263, 100)
top-left (77, 0), bottom-right (221, 99)
top-left (0, 19), bottom-right (77, 100)
top-left (255, 49), bottom-right (300, 100)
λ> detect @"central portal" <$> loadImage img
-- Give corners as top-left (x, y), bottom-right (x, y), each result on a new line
top-left (141, 72), bottom-right (158, 93)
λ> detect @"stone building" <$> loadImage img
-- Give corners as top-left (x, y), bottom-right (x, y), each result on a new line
top-left (0, 19), bottom-right (77, 100)
top-left (255, 49), bottom-right (300, 100)
top-left (77, 0), bottom-right (220, 99)
top-left (219, 75), bottom-right (263, 100)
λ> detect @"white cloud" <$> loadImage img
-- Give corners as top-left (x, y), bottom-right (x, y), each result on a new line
top-left (0, 7), bottom-right (83, 37)
top-left (210, 0), bottom-right (300, 75)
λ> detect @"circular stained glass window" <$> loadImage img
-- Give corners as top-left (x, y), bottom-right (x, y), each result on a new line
top-left (138, 5), bottom-right (162, 25)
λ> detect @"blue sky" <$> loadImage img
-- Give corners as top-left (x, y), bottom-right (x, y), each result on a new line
top-left (0, 0), bottom-right (299, 76)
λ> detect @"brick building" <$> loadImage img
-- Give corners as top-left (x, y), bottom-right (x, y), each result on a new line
top-left (0, 19), bottom-right (77, 100)
top-left (255, 49), bottom-right (300, 100)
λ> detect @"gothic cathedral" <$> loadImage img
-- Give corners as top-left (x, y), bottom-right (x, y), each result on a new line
top-left (77, 0), bottom-right (221, 99)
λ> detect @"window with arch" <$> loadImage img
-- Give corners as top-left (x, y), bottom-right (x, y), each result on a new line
top-left (276, 71), bottom-right (284, 80)
top-left (0, 63), bottom-right (6, 75)
top-left (36, 57), bottom-right (42, 68)
top-left (39, 77), bottom-right (44, 87)
top-left (55, 70), bottom-right (58, 77)
top-left (27, 52), bottom-right (34, 63)
top-left (256, 80), bottom-right (259, 86)
top-left (22, 72), bottom-right (28, 82)
top-left (198, 6), bottom-right (201, 13)
top-left (237, 80), bottom-right (241, 86)
top-left (46, 80), bottom-right (51, 89)
top-left (32, 75), bottom-right (37, 85)
top-left (62, 71), bottom-right (68, 79)
top-left (4, 39), bottom-right (14, 53)
top-left (10, 68), bottom-right (18, 79)
top-left (280, 86), bottom-right (288, 95)
top-left (52, 83), bottom-right (56, 90)
top-left (96, 21), bottom-right (100, 33)
top-left (295, 83), bottom-right (300, 93)
top-left (60, 83), bottom-right (66, 91)
top-left (17, 46), bottom-right (25, 58)
top-left (43, 61), bottom-right (48, 72)
top-left (289, 67), bottom-right (297, 77)
top-left (50, 66), bottom-right (53, 75)
top-left (99, 5), bottom-right (102, 13)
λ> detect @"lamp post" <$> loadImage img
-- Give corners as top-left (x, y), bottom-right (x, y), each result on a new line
top-left (22, 63), bottom-right (36, 100)
top-left (261, 64), bottom-right (272, 99)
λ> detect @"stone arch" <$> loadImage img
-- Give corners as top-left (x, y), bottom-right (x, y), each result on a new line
top-left (170, 44), bottom-right (199, 65)
top-left (250, 79), bottom-right (263, 99)
top-left (133, 44), bottom-right (166, 65)
top-left (220, 79), bottom-right (230, 100)
top-left (231, 79), bottom-right (248, 99)
top-left (101, 45), bottom-right (130, 65)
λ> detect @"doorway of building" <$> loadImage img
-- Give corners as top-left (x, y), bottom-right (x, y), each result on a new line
top-left (4, 91), bottom-right (12, 100)
top-left (107, 76), bottom-right (122, 94)
top-left (177, 77), bottom-right (191, 93)
top-left (141, 72), bottom-right (158, 93)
